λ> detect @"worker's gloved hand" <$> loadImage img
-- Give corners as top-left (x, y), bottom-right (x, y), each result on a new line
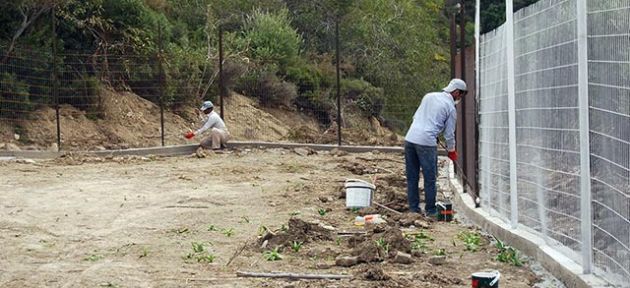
top-left (448, 150), bottom-right (458, 162)
top-left (184, 131), bottom-right (195, 139)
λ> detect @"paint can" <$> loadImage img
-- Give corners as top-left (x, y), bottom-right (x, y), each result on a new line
top-left (471, 270), bottom-right (500, 288)
top-left (436, 201), bottom-right (453, 222)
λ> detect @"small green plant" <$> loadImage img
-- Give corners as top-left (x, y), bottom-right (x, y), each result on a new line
top-left (84, 254), bottom-right (104, 262)
top-left (289, 211), bottom-right (301, 217)
top-left (494, 237), bottom-right (525, 266)
top-left (351, 207), bottom-right (360, 213)
top-left (207, 224), bottom-right (218, 232)
top-left (185, 242), bottom-right (216, 263)
top-left (263, 247), bottom-right (283, 261)
top-left (222, 228), bottom-right (235, 237)
top-left (239, 216), bottom-right (250, 224)
top-left (257, 225), bottom-right (269, 236)
top-left (139, 247), bottom-right (149, 258)
top-left (375, 238), bottom-right (390, 254)
top-left (291, 241), bottom-right (303, 252)
top-left (410, 236), bottom-right (428, 252)
top-left (434, 248), bottom-right (447, 256)
top-left (317, 208), bottom-right (327, 216)
top-left (192, 242), bottom-right (205, 253)
top-left (196, 253), bottom-right (216, 263)
top-left (280, 224), bottom-right (289, 232)
top-left (457, 231), bottom-right (481, 252)
top-left (335, 237), bottom-right (342, 246)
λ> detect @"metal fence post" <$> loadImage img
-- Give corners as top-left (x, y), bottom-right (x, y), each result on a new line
top-left (335, 19), bottom-right (341, 146)
top-left (219, 26), bottom-right (225, 120)
top-left (474, 0), bottom-right (481, 207)
top-left (158, 24), bottom-right (165, 147)
top-left (459, 0), bottom-right (468, 187)
top-left (576, 0), bottom-right (593, 274)
top-left (52, 3), bottom-right (61, 151)
top-left (450, 11), bottom-right (457, 79)
top-left (505, 0), bottom-right (518, 229)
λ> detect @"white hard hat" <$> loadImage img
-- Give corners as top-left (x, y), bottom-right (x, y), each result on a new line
top-left (443, 78), bottom-right (467, 93)
top-left (200, 101), bottom-right (214, 111)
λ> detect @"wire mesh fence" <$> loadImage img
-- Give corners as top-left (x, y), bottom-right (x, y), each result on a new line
top-left (587, 0), bottom-right (630, 283)
top-left (0, 36), bottom-right (413, 150)
top-left (478, 0), bottom-right (629, 285)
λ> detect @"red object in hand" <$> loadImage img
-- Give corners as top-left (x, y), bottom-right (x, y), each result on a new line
top-left (448, 150), bottom-right (458, 162)
top-left (184, 131), bottom-right (195, 139)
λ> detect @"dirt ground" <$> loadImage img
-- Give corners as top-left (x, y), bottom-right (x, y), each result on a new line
top-left (0, 148), bottom-right (563, 287)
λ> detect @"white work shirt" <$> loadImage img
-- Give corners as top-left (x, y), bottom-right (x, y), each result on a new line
top-left (404, 91), bottom-right (457, 151)
top-left (195, 111), bottom-right (227, 135)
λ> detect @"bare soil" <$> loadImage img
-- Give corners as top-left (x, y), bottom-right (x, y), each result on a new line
top-left (0, 148), bottom-right (559, 287)
top-left (1, 89), bottom-right (402, 151)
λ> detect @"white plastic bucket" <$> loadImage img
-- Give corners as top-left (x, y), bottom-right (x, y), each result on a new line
top-left (344, 179), bottom-right (376, 208)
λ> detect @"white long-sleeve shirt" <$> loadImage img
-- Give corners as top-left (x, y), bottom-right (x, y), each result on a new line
top-left (195, 111), bottom-right (227, 135)
top-left (404, 91), bottom-right (457, 151)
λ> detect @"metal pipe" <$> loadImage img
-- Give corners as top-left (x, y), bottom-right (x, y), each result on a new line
top-left (52, 2), bottom-right (61, 151)
top-left (336, 19), bottom-right (341, 146)
top-left (219, 26), bottom-right (225, 120)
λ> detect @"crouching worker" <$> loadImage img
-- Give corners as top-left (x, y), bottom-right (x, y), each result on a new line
top-left (184, 101), bottom-right (230, 150)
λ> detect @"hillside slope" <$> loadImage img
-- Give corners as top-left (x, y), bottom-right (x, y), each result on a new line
top-left (1, 89), bottom-right (402, 151)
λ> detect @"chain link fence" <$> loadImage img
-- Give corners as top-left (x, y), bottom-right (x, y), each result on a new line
top-left (478, 0), bottom-right (629, 285)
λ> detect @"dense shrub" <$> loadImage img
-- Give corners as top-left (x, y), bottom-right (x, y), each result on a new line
top-left (0, 72), bottom-right (32, 118)
top-left (59, 75), bottom-right (103, 118)
top-left (341, 78), bottom-right (384, 118)
top-left (241, 9), bottom-right (302, 70)
top-left (236, 68), bottom-right (297, 107)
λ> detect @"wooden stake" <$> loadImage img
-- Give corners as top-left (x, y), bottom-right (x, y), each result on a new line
top-left (374, 201), bottom-right (402, 215)
top-left (236, 271), bottom-right (351, 280)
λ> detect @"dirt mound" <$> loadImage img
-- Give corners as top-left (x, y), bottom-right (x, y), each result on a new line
top-left (360, 265), bottom-right (391, 281)
top-left (259, 218), bottom-right (334, 250)
top-left (347, 225), bottom-right (412, 263)
top-left (14, 88), bottom-right (192, 150)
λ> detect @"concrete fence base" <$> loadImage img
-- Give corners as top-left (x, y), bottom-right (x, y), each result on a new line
top-left (447, 162), bottom-right (610, 288)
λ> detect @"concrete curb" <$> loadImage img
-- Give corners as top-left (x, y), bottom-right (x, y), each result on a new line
top-left (0, 141), bottom-right (448, 159)
top-left (447, 162), bottom-right (610, 288)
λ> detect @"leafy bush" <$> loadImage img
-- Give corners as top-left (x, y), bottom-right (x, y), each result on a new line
top-left (341, 78), bottom-right (384, 118)
top-left (61, 75), bottom-right (103, 118)
top-left (236, 68), bottom-right (297, 107)
top-left (242, 9), bottom-right (302, 70)
top-left (0, 72), bottom-right (32, 118)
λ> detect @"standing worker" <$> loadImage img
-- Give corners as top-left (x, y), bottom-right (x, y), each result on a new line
top-left (404, 79), bottom-right (466, 216)
top-left (184, 101), bottom-right (230, 150)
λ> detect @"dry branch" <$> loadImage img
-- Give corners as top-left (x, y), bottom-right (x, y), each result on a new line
top-left (236, 271), bottom-right (351, 280)
top-left (374, 201), bottom-right (402, 215)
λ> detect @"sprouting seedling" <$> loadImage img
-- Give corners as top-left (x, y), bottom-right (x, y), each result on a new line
top-left (239, 216), bottom-right (250, 224)
top-left (196, 253), bottom-right (216, 263)
top-left (494, 236), bottom-right (525, 267)
top-left (84, 254), bottom-right (103, 262)
top-left (375, 238), bottom-right (390, 254)
top-left (351, 207), bottom-right (360, 213)
top-left (457, 231), bottom-right (481, 252)
top-left (139, 247), bottom-right (149, 258)
top-left (192, 242), bottom-right (205, 253)
top-left (289, 211), bottom-right (301, 217)
top-left (318, 208), bottom-right (327, 216)
top-left (263, 247), bottom-right (283, 261)
top-left (291, 241), bottom-right (303, 252)
top-left (222, 228), bottom-right (235, 237)
top-left (434, 248), bottom-right (446, 256)
top-left (280, 224), bottom-right (288, 233)
top-left (257, 225), bottom-right (269, 236)
top-left (207, 224), bottom-right (218, 232)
